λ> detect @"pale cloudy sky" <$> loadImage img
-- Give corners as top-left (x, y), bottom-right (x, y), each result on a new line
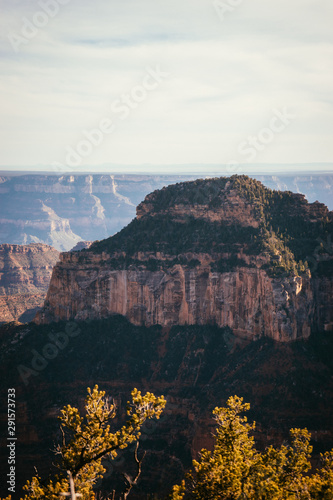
top-left (0, 0), bottom-right (332, 172)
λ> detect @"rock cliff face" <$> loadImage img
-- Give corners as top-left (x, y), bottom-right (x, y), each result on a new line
top-left (35, 176), bottom-right (333, 341)
top-left (38, 252), bottom-right (313, 342)
top-left (0, 243), bottom-right (59, 323)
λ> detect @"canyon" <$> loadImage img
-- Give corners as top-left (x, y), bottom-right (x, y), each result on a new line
top-left (0, 172), bottom-right (332, 251)
top-left (35, 176), bottom-right (333, 342)
top-left (0, 174), bottom-right (197, 251)
top-left (0, 174), bottom-right (333, 498)
top-left (0, 243), bottom-right (59, 323)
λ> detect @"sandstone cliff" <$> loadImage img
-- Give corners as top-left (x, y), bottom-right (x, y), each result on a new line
top-left (37, 251), bottom-right (314, 342)
top-left (0, 243), bottom-right (59, 323)
top-left (35, 176), bottom-right (333, 341)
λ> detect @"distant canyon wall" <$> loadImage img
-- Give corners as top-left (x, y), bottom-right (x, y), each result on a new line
top-left (0, 243), bottom-right (59, 323)
top-left (0, 173), bottom-right (332, 251)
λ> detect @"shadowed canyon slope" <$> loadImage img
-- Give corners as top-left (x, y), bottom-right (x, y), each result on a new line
top-left (0, 243), bottom-right (59, 323)
top-left (1, 317), bottom-right (333, 498)
top-left (36, 176), bottom-right (333, 341)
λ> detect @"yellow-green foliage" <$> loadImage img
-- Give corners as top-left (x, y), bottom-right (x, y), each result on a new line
top-left (171, 396), bottom-right (333, 499)
top-left (17, 385), bottom-right (165, 500)
top-left (263, 230), bottom-right (300, 275)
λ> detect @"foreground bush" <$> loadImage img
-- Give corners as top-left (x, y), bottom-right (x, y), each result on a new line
top-left (2, 385), bottom-right (165, 500)
top-left (171, 396), bottom-right (333, 499)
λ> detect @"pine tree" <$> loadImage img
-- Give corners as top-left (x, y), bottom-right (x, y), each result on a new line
top-left (171, 396), bottom-right (333, 499)
top-left (14, 386), bottom-right (165, 500)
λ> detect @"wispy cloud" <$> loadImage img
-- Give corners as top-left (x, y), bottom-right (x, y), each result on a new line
top-left (0, 0), bottom-right (332, 168)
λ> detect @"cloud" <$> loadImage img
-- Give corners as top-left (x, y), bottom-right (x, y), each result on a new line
top-left (0, 0), bottom-right (332, 168)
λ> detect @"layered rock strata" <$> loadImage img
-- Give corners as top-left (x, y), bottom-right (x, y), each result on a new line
top-left (36, 250), bottom-right (313, 341)
top-left (35, 175), bottom-right (333, 341)
top-left (0, 243), bottom-right (59, 323)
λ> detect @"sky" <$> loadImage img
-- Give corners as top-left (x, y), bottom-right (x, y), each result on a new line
top-left (0, 0), bottom-right (332, 173)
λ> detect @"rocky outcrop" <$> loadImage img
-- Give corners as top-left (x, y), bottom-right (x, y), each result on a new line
top-left (70, 241), bottom-right (93, 251)
top-left (136, 187), bottom-right (260, 227)
top-left (1, 173), bottom-right (332, 251)
top-left (36, 251), bottom-right (313, 342)
top-left (0, 244), bottom-right (59, 323)
top-left (0, 294), bottom-right (46, 323)
top-left (35, 175), bottom-right (333, 341)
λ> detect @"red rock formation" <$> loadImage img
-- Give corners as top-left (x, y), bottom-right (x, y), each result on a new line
top-left (35, 250), bottom-right (314, 341)
top-left (0, 243), bottom-right (59, 323)
top-left (34, 176), bottom-right (333, 340)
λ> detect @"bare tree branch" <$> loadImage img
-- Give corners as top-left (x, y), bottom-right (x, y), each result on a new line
top-left (122, 442), bottom-right (146, 500)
